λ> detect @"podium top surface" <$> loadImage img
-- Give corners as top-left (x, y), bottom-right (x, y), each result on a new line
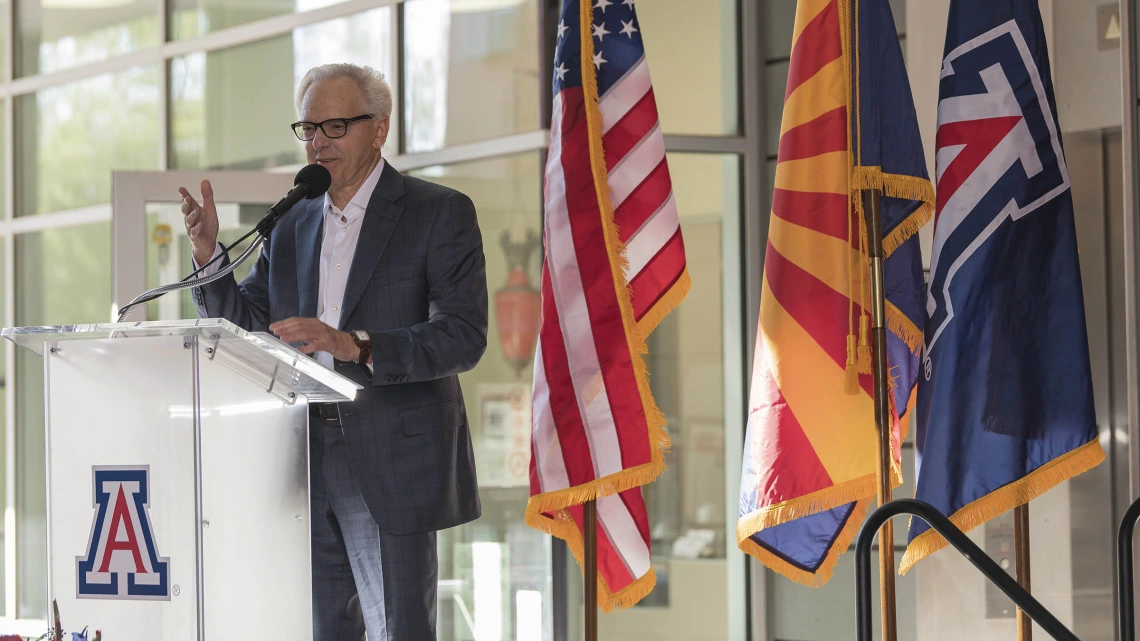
top-left (2, 318), bottom-right (363, 403)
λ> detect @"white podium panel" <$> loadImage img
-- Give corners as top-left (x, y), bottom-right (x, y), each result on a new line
top-left (46, 336), bottom-right (199, 640)
top-left (198, 354), bottom-right (311, 637)
top-left (3, 320), bottom-right (361, 640)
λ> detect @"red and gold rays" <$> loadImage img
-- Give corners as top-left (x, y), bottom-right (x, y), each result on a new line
top-left (737, 0), bottom-right (902, 586)
top-left (768, 0), bottom-right (877, 485)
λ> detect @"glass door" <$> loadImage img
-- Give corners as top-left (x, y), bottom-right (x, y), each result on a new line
top-left (111, 170), bottom-right (296, 322)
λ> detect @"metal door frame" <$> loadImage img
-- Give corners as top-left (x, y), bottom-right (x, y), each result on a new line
top-left (111, 170), bottom-right (296, 322)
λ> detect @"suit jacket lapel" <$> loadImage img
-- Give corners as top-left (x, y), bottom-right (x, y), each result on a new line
top-left (295, 200), bottom-right (323, 319)
top-left (338, 162), bottom-right (406, 329)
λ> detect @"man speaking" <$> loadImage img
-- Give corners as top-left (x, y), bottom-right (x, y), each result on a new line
top-left (178, 63), bottom-right (487, 641)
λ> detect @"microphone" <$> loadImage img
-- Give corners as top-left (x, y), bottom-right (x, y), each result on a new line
top-left (194, 163), bottom-right (331, 278)
top-left (255, 163), bottom-right (332, 236)
top-left (114, 164), bottom-right (333, 322)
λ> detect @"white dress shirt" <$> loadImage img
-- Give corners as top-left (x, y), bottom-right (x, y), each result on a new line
top-left (195, 158), bottom-right (387, 370)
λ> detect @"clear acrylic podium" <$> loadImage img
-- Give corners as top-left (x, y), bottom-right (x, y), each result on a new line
top-left (2, 319), bottom-right (361, 640)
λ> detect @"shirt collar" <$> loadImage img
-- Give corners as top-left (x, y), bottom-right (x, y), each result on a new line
top-left (323, 157), bottom-right (387, 222)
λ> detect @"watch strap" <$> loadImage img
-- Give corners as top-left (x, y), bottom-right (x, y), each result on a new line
top-left (352, 331), bottom-right (372, 364)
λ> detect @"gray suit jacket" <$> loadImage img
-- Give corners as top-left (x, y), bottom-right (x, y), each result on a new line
top-left (193, 163), bottom-right (486, 535)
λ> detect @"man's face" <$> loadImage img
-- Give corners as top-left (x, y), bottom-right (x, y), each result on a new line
top-left (299, 77), bottom-right (389, 190)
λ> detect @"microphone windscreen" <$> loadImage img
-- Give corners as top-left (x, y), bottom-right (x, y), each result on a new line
top-left (296, 163), bottom-right (332, 199)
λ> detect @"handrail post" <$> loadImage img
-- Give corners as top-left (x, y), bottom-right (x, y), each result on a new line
top-left (855, 499), bottom-right (1079, 641)
top-left (1117, 497), bottom-right (1140, 641)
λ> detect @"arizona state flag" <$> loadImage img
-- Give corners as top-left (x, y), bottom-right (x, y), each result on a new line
top-left (901, 0), bottom-right (1103, 572)
top-left (736, 0), bottom-right (933, 584)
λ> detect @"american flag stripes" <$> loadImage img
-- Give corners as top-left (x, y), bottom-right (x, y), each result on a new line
top-left (525, 0), bottom-right (688, 611)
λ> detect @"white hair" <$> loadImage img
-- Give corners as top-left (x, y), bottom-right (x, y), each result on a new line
top-left (295, 63), bottom-right (394, 120)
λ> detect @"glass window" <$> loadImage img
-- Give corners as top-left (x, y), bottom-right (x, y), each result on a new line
top-left (169, 0), bottom-right (351, 41)
top-left (1, 99), bottom-right (6, 217)
top-left (565, 153), bottom-right (737, 641)
top-left (768, 0), bottom-right (904, 59)
top-left (766, 61), bottom-right (787, 158)
top-left (891, 0), bottom-right (906, 35)
top-left (771, 553), bottom-right (917, 641)
top-left (171, 6), bottom-right (393, 170)
top-left (765, 0), bottom-right (794, 61)
top-left (15, 66), bottom-right (160, 216)
top-left (0, 0), bottom-right (8, 82)
top-left (14, 0), bottom-right (158, 77)
top-left (15, 222), bottom-right (112, 619)
top-left (765, 159), bottom-right (776, 220)
top-left (1067, 130), bottom-right (1123, 641)
top-left (403, 0), bottom-right (539, 153)
top-left (637, 0), bottom-right (738, 135)
top-left (0, 240), bottom-right (9, 618)
top-left (768, 447), bottom-right (917, 641)
top-left (409, 153), bottom-right (551, 641)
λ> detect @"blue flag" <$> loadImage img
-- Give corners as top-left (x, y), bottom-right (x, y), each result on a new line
top-left (901, 0), bottom-right (1104, 573)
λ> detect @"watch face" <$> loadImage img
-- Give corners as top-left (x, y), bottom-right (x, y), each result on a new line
top-left (353, 330), bottom-right (368, 341)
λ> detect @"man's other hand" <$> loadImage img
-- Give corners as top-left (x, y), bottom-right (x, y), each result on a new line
top-left (269, 317), bottom-right (361, 362)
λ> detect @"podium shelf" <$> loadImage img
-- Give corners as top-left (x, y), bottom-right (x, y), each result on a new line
top-left (2, 318), bottom-right (362, 403)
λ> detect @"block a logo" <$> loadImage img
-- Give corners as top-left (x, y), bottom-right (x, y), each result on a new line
top-left (77, 467), bottom-right (170, 600)
top-left (925, 19), bottom-right (1071, 373)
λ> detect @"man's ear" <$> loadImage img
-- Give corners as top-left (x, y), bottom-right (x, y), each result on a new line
top-left (375, 117), bottom-right (390, 150)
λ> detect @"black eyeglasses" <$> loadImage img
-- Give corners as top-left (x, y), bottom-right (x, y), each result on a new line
top-left (291, 114), bottom-right (374, 141)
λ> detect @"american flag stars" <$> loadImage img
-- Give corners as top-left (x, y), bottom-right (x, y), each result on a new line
top-left (553, 0), bottom-right (642, 92)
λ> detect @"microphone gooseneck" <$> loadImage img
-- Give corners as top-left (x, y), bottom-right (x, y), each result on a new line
top-left (115, 164), bottom-right (333, 323)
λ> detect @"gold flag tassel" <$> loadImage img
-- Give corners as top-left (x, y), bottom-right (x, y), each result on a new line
top-left (845, 334), bottom-right (860, 395)
top-left (844, 174), bottom-right (860, 395)
top-left (856, 196), bottom-right (872, 374)
top-left (858, 314), bottom-right (872, 373)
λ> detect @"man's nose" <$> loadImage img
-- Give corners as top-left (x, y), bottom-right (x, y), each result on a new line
top-left (311, 129), bottom-right (333, 150)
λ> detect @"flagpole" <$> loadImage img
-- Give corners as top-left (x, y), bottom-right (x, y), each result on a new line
top-left (584, 498), bottom-right (598, 641)
top-left (865, 188), bottom-right (898, 641)
top-left (1015, 504), bottom-right (1033, 641)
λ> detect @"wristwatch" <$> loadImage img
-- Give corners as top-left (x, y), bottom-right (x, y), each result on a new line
top-left (350, 329), bottom-right (372, 364)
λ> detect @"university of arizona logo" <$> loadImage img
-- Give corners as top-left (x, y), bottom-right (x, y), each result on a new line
top-left (77, 467), bottom-right (169, 600)
top-left (925, 19), bottom-right (1070, 376)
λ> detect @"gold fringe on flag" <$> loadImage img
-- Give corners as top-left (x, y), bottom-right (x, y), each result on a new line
top-left (851, 165), bottom-right (936, 258)
top-left (737, 467), bottom-right (903, 538)
top-left (886, 300), bottom-right (923, 356)
top-left (738, 499), bottom-right (875, 587)
top-left (737, 454), bottom-right (905, 586)
top-left (898, 440), bottom-right (1105, 575)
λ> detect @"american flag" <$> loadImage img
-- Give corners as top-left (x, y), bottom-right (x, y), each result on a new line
top-left (524, 0), bottom-right (689, 611)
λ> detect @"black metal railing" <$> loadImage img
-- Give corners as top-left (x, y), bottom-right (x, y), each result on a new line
top-left (855, 499), bottom-right (1079, 641)
top-left (1118, 496), bottom-right (1140, 640)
